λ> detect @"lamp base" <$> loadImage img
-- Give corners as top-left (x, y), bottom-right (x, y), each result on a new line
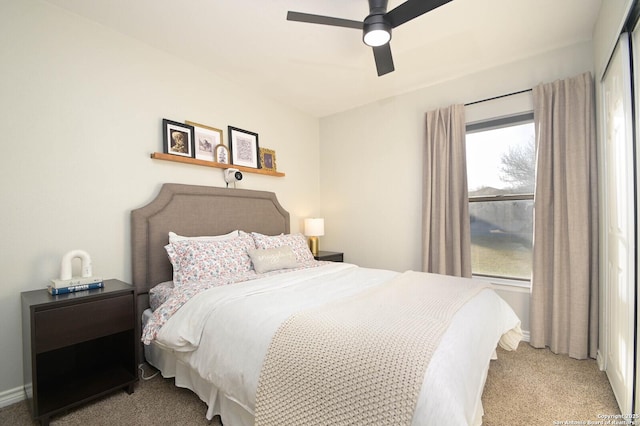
top-left (308, 236), bottom-right (319, 256)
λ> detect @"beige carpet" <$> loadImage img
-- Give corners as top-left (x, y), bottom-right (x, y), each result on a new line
top-left (481, 344), bottom-right (620, 425)
top-left (0, 343), bottom-right (620, 425)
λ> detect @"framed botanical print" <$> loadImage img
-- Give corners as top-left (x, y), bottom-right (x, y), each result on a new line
top-left (185, 120), bottom-right (223, 162)
top-left (163, 119), bottom-right (194, 158)
top-left (228, 126), bottom-right (260, 168)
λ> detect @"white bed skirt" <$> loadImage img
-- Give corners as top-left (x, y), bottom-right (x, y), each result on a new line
top-left (144, 309), bottom-right (254, 425)
top-left (144, 326), bottom-right (486, 426)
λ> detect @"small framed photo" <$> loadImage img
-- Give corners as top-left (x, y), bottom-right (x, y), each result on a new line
top-left (186, 121), bottom-right (223, 162)
top-left (228, 126), bottom-right (260, 169)
top-left (259, 148), bottom-right (277, 172)
top-left (214, 144), bottom-right (230, 164)
top-left (163, 119), bottom-right (194, 158)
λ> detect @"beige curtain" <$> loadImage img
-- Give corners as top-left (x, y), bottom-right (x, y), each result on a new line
top-left (529, 72), bottom-right (598, 359)
top-left (422, 104), bottom-right (472, 277)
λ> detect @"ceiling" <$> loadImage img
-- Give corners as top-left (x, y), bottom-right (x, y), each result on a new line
top-left (44, 0), bottom-right (602, 117)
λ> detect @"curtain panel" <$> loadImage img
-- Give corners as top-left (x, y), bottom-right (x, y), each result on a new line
top-left (422, 104), bottom-right (472, 277)
top-left (529, 72), bottom-right (599, 359)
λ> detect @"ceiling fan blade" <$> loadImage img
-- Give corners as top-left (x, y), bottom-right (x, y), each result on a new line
top-left (287, 11), bottom-right (363, 30)
top-left (373, 44), bottom-right (394, 76)
top-left (386, 0), bottom-right (453, 28)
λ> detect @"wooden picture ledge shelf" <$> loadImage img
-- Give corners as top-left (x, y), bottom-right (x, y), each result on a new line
top-left (151, 152), bottom-right (285, 177)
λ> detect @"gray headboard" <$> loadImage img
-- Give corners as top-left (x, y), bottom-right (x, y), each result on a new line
top-left (131, 183), bottom-right (290, 316)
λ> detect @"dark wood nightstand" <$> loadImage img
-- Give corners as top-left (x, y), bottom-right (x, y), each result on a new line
top-left (314, 251), bottom-right (344, 262)
top-left (21, 279), bottom-right (137, 426)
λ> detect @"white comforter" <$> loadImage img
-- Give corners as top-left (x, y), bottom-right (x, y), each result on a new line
top-left (154, 263), bottom-right (521, 426)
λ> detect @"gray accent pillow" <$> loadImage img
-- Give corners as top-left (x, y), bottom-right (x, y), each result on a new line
top-left (248, 246), bottom-right (299, 274)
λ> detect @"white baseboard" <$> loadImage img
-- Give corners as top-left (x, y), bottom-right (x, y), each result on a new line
top-left (0, 386), bottom-right (24, 409)
top-left (521, 330), bottom-right (531, 342)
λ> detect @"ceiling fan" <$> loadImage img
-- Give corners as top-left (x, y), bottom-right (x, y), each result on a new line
top-left (287, 0), bottom-right (453, 77)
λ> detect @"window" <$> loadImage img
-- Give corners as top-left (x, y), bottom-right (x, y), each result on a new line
top-left (466, 114), bottom-right (535, 281)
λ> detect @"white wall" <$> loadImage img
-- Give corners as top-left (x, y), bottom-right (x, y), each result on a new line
top-left (593, 0), bottom-right (634, 79)
top-left (319, 41), bottom-right (595, 336)
top-left (0, 0), bottom-right (320, 398)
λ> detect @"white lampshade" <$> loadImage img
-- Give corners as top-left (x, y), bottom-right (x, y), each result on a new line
top-left (304, 218), bottom-right (325, 237)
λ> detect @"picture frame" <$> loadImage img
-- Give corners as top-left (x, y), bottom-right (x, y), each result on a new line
top-left (185, 121), bottom-right (223, 162)
top-left (259, 147), bottom-right (277, 172)
top-left (163, 119), bottom-right (194, 158)
top-left (228, 126), bottom-right (260, 169)
top-left (214, 144), bottom-right (230, 164)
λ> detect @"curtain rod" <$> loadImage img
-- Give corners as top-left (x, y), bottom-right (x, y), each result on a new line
top-left (464, 88), bottom-right (532, 107)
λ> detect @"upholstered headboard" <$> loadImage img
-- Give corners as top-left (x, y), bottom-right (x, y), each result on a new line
top-left (130, 183), bottom-right (290, 317)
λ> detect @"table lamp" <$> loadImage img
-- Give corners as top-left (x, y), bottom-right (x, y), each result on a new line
top-left (304, 218), bottom-right (324, 256)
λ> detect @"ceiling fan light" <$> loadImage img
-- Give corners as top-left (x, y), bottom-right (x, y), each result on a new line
top-left (363, 15), bottom-right (392, 47)
top-left (364, 28), bottom-right (391, 47)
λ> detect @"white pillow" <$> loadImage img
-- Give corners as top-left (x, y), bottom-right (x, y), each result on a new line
top-left (248, 246), bottom-right (299, 274)
top-left (169, 230), bottom-right (239, 243)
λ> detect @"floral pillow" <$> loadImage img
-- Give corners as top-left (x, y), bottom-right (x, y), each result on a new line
top-left (166, 231), bottom-right (256, 287)
top-left (167, 230), bottom-right (239, 281)
top-left (149, 281), bottom-right (174, 311)
top-left (251, 232), bottom-right (315, 263)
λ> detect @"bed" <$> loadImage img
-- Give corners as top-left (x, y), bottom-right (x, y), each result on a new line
top-left (131, 183), bottom-right (522, 426)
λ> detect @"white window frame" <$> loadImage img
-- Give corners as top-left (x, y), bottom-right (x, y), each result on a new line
top-left (466, 112), bottom-right (535, 287)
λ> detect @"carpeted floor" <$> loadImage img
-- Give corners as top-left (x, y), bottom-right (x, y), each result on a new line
top-left (0, 343), bottom-right (620, 425)
top-left (481, 344), bottom-right (620, 425)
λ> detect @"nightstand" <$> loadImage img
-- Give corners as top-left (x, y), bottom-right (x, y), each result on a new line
top-left (21, 279), bottom-right (137, 426)
top-left (314, 251), bottom-right (344, 262)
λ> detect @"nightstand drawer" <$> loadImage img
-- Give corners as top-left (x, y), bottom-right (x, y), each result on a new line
top-left (34, 294), bottom-right (134, 353)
